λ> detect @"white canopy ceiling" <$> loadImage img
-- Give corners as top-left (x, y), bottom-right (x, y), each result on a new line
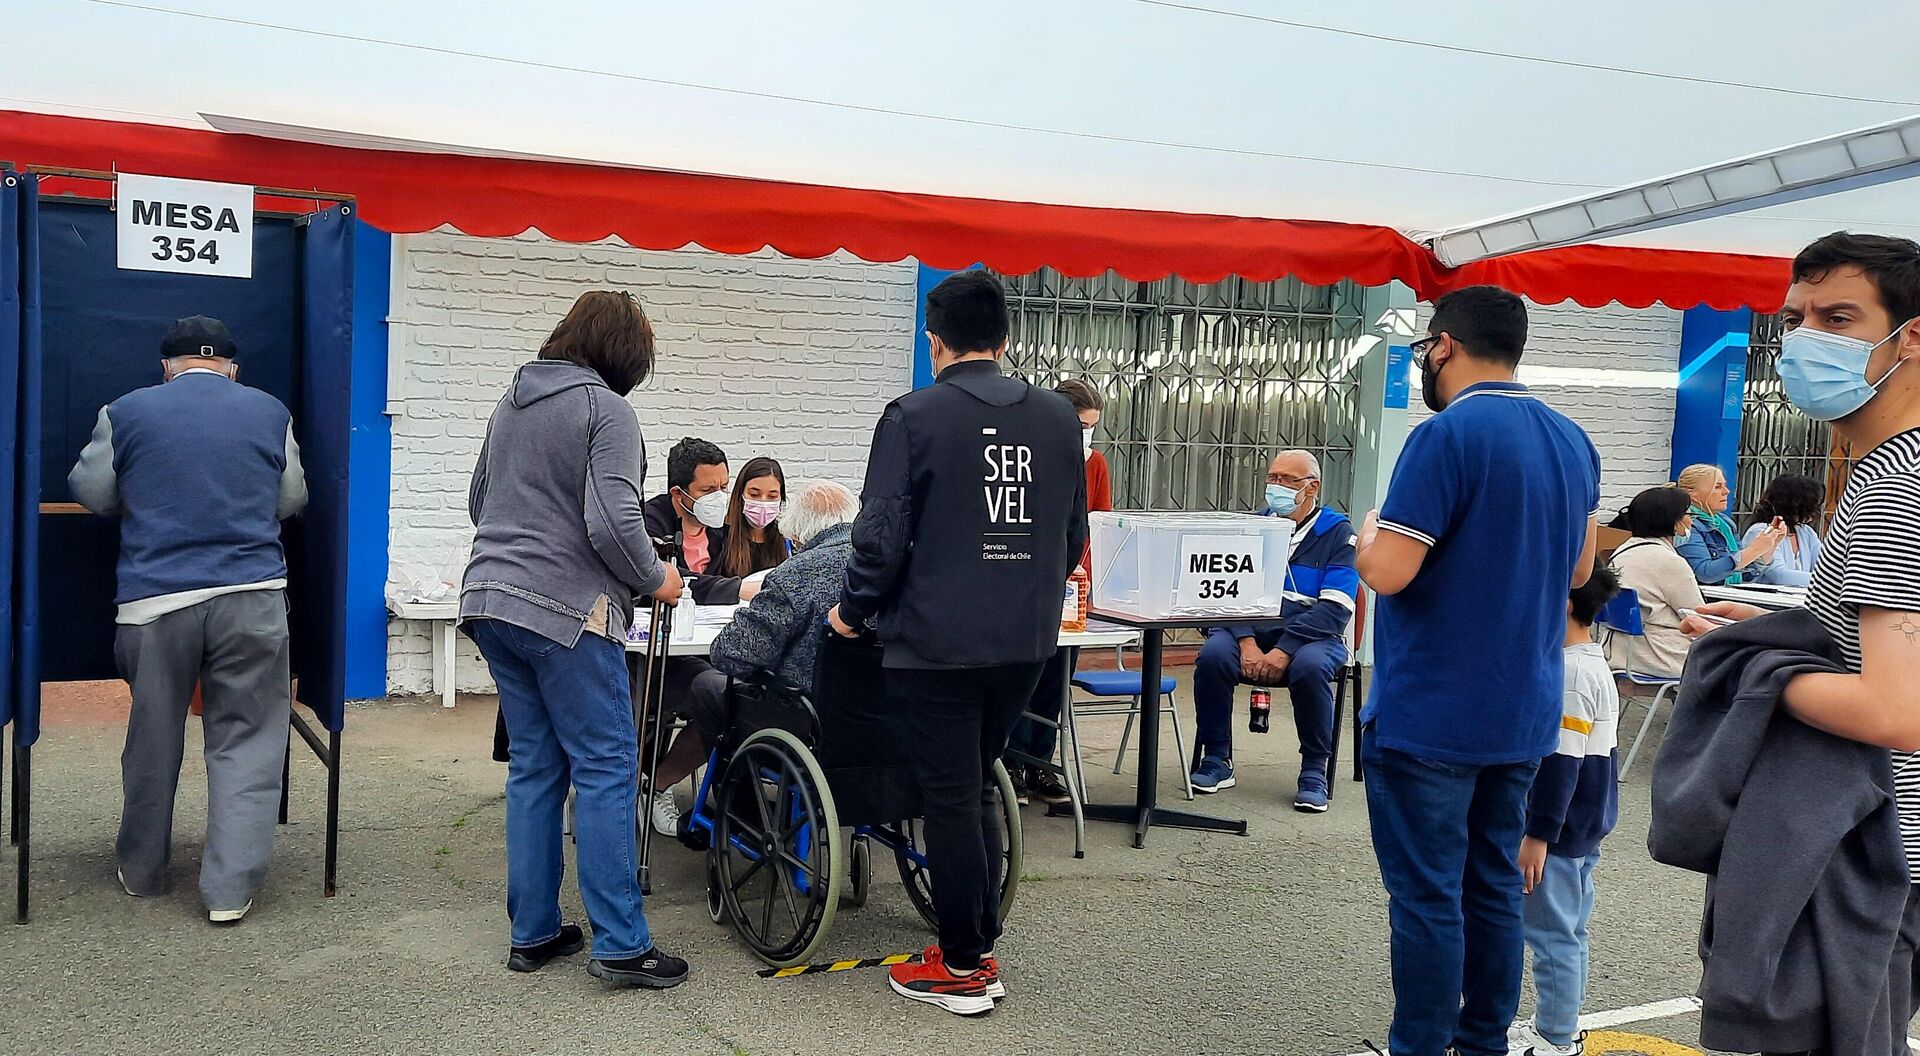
top-left (9, 0), bottom-right (1920, 258)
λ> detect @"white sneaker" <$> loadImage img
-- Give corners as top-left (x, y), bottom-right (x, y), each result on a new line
top-left (1508, 1020), bottom-right (1582, 1056)
top-left (648, 788), bottom-right (681, 838)
top-left (208, 901), bottom-right (253, 925)
top-left (116, 868), bottom-right (139, 897)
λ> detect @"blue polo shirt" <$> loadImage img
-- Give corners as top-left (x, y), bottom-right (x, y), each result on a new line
top-left (1361, 381), bottom-right (1601, 765)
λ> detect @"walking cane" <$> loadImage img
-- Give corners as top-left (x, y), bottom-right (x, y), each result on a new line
top-left (635, 533), bottom-right (681, 896)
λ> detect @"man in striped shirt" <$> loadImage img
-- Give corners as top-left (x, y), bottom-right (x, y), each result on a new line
top-left (1694, 232), bottom-right (1920, 1055)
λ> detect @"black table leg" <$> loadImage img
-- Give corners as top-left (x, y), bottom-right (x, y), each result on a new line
top-left (1073, 628), bottom-right (1248, 847)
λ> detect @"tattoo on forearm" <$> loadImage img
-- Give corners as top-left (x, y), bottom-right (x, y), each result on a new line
top-left (1895, 615), bottom-right (1920, 645)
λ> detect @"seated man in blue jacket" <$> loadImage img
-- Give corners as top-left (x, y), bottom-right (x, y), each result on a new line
top-left (1190, 450), bottom-right (1358, 813)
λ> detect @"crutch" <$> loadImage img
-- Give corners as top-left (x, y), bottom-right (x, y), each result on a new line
top-left (635, 534), bottom-right (681, 896)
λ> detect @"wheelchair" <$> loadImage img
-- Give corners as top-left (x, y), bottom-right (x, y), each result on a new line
top-left (684, 632), bottom-right (1023, 967)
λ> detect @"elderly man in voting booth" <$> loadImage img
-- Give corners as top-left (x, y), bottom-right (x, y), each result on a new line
top-left (1187, 449), bottom-right (1358, 813)
top-left (67, 316), bottom-right (308, 925)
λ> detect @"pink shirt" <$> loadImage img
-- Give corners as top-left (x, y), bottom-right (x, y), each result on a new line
top-left (683, 526), bottom-right (711, 574)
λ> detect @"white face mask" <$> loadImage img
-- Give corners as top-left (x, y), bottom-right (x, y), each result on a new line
top-left (1081, 426), bottom-right (1095, 461)
top-left (684, 489), bottom-right (729, 530)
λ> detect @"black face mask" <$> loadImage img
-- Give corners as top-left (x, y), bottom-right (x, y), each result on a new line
top-left (1420, 348), bottom-right (1446, 413)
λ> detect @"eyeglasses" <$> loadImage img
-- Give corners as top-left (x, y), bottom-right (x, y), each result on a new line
top-left (1410, 334), bottom-right (1441, 366)
top-left (1267, 473), bottom-right (1318, 487)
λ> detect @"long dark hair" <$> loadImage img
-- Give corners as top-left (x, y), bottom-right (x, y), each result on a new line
top-left (539, 290), bottom-right (655, 396)
top-left (718, 456), bottom-right (788, 577)
top-left (1748, 473), bottom-right (1824, 531)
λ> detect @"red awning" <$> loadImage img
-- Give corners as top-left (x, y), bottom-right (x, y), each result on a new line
top-left (0, 110), bottom-right (1791, 311)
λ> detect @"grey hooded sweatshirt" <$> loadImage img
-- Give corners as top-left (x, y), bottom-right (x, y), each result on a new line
top-left (461, 360), bottom-right (666, 647)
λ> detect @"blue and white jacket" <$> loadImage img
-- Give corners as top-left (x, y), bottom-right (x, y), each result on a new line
top-left (1225, 507), bottom-right (1358, 654)
top-left (1526, 641), bottom-right (1621, 858)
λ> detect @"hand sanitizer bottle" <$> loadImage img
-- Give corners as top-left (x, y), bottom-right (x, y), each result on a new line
top-left (671, 583), bottom-right (697, 643)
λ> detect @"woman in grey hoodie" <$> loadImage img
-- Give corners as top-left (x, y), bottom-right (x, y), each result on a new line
top-left (462, 290), bottom-right (688, 988)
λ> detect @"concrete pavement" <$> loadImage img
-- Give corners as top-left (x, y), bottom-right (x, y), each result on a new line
top-left (0, 682), bottom-right (1756, 1055)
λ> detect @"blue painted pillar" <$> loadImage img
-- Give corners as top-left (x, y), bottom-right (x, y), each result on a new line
top-left (1670, 306), bottom-right (1752, 484)
top-left (345, 220), bottom-right (391, 700)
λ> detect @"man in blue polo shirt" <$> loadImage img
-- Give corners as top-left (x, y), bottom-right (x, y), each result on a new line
top-left (1354, 286), bottom-right (1600, 1056)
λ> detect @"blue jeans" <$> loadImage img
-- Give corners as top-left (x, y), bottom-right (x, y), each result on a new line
top-left (1524, 850), bottom-right (1600, 1047)
top-left (1362, 736), bottom-right (1539, 1056)
top-left (469, 620), bottom-right (651, 960)
top-left (1193, 629), bottom-right (1346, 763)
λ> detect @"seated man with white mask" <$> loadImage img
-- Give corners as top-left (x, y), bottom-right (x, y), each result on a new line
top-left (1188, 450), bottom-right (1358, 813)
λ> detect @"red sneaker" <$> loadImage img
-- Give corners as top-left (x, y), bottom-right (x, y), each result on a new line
top-left (887, 945), bottom-right (996, 1016)
top-left (981, 954), bottom-right (1006, 1001)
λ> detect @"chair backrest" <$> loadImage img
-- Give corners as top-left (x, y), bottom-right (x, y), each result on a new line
top-left (810, 631), bottom-right (909, 769)
top-left (1597, 586), bottom-right (1645, 638)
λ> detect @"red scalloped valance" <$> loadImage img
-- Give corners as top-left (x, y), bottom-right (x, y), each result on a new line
top-left (0, 110), bottom-right (1790, 311)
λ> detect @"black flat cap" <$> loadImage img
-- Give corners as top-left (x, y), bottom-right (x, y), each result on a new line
top-left (160, 316), bottom-right (237, 360)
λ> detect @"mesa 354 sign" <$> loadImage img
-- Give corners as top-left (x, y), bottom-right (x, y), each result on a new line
top-left (115, 173), bottom-right (254, 278)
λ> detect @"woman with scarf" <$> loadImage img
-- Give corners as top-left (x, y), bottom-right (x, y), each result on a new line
top-left (1673, 463), bottom-right (1786, 586)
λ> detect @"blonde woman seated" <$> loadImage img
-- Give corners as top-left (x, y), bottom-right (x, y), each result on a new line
top-left (1603, 487), bottom-right (1705, 679)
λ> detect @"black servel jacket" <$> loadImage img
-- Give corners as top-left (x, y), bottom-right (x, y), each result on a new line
top-left (839, 360), bottom-right (1088, 669)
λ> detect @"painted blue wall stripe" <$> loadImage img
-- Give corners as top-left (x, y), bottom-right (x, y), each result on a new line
top-left (345, 220), bottom-right (391, 699)
top-left (1670, 306), bottom-right (1752, 486)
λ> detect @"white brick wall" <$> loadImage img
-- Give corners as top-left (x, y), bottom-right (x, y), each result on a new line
top-left (385, 232), bottom-right (916, 694)
top-left (1409, 298), bottom-right (1682, 514)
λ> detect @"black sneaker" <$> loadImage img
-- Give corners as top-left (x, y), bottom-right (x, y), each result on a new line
top-left (1007, 767), bottom-right (1031, 806)
top-left (589, 946), bottom-right (689, 989)
top-left (507, 923), bottom-right (585, 973)
top-left (1028, 768), bottom-right (1071, 805)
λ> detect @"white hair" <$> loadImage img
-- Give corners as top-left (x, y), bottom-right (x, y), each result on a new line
top-left (1276, 449), bottom-right (1321, 479)
top-left (782, 481), bottom-right (860, 547)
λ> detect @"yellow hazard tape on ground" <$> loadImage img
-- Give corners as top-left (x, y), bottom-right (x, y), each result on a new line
top-left (757, 952), bottom-right (919, 979)
top-left (1584, 1029), bottom-right (1702, 1056)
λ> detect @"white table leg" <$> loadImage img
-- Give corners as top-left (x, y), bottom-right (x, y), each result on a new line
top-left (439, 620), bottom-right (457, 709)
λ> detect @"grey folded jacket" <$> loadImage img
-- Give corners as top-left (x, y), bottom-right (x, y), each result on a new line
top-left (1649, 607), bottom-right (1908, 1055)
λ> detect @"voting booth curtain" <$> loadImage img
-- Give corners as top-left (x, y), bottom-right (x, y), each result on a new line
top-left (1, 172), bottom-right (43, 748)
top-left (32, 198), bottom-right (352, 732)
top-left (7, 182), bottom-right (352, 918)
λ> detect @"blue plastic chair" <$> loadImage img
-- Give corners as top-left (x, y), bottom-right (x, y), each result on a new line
top-left (1070, 646), bottom-right (1195, 801)
top-left (1597, 587), bottom-right (1682, 782)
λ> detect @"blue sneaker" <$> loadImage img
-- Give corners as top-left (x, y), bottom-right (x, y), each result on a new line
top-left (1189, 755), bottom-right (1235, 794)
top-left (1293, 772), bottom-right (1330, 813)
top-left (1294, 758), bottom-right (1330, 813)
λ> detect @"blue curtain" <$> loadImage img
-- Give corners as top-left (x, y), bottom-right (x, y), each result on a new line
top-left (293, 207), bottom-right (353, 732)
top-left (35, 201), bottom-right (300, 685)
top-left (0, 172), bottom-right (43, 745)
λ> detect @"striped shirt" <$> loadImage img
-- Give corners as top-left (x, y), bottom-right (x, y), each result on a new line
top-left (1805, 427), bottom-right (1920, 882)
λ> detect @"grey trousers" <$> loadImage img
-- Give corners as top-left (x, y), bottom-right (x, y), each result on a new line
top-left (114, 590), bottom-right (291, 910)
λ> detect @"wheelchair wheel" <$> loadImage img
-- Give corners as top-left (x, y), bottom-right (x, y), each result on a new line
top-left (844, 834), bottom-right (872, 908)
top-left (711, 727), bottom-right (843, 967)
top-left (705, 857), bottom-right (725, 925)
top-left (896, 760), bottom-right (1023, 934)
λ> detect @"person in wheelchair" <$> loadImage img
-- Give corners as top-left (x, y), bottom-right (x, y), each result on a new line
top-left (651, 481), bottom-right (862, 796)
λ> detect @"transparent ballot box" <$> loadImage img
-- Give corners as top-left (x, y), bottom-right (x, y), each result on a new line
top-left (1089, 511), bottom-right (1297, 621)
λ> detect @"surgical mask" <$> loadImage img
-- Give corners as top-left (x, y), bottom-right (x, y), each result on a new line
top-left (682, 489), bottom-right (729, 530)
top-left (743, 499), bottom-right (782, 530)
top-left (1265, 483), bottom-right (1299, 516)
top-left (1082, 426), bottom-right (1095, 461)
top-left (1779, 319), bottom-right (1915, 422)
